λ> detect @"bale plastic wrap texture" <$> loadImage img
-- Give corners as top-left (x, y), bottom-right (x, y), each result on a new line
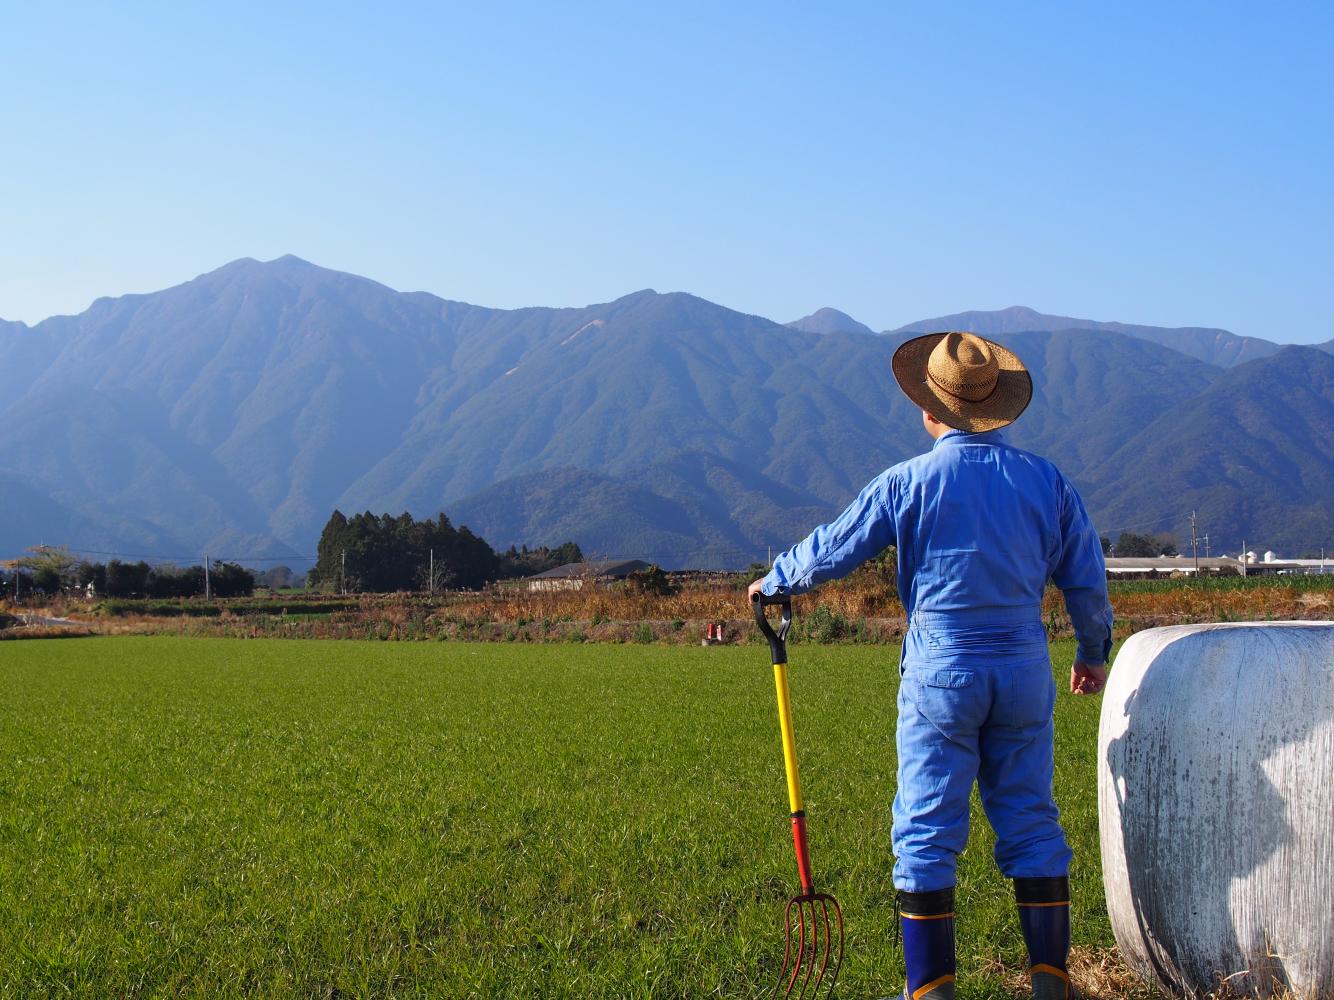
top-left (1098, 622), bottom-right (1334, 998)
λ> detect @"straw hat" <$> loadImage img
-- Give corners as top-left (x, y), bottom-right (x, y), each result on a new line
top-left (891, 331), bottom-right (1032, 432)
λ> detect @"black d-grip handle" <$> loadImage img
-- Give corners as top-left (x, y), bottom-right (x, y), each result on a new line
top-left (751, 591), bottom-right (792, 665)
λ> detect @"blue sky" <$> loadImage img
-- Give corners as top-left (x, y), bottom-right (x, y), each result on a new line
top-left (2, 3), bottom-right (1330, 340)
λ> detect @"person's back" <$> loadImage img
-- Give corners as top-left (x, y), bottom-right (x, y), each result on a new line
top-left (893, 430), bottom-right (1085, 615)
top-left (891, 430), bottom-right (1112, 684)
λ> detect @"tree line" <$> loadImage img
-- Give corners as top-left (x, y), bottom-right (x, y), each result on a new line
top-left (1, 512), bottom-right (582, 603)
top-left (310, 510), bottom-right (581, 593)
top-left (1102, 532), bottom-right (1180, 558)
top-left (0, 547), bottom-right (254, 599)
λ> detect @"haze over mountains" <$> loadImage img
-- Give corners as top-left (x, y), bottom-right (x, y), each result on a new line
top-left (1, 256), bottom-right (1330, 568)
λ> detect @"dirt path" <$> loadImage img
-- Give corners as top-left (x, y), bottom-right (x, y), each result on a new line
top-left (16, 613), bottom-right (82, 628)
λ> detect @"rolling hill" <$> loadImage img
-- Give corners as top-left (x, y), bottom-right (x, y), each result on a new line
top-left (450, 452), bottom-right (837, 568)
top-left (1087, 346), bottom-right (1334, 555)
top-left (786, 308), bottom-right (875, 336)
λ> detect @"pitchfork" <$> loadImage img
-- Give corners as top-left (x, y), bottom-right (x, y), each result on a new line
top-left (752, 592), bottom-right (845, 999)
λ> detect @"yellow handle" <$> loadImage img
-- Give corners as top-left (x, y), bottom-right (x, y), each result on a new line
top-left (773, 661), bottom-right (804, 814)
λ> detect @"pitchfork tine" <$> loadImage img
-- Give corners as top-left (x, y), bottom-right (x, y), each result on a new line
top-left (825, 895), bottom-right (846, 996)
top-left (780, 898), bottom-right (796, 994)
top-left (797, 900), bottom-right (811, 996)
top-left (816, 898), bottom-right (831, 993)
top-left (807, 898), bottom-right (829, 1000)
top-left (800, 906), bottom-right (811, 997)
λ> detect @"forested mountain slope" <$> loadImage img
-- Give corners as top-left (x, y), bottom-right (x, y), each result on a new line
top-left (1, 257), bottom-right (1328, 566)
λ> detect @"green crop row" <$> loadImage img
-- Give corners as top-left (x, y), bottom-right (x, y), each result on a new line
top-left (1107, 573), bottom-right (1334, 594)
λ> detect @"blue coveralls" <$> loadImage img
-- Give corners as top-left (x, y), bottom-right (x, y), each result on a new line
top-left (760, 428), bottom-right (1112, 893)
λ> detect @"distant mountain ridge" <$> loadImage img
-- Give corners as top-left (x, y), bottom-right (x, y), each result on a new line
top-left (890, 305), bottom-right (1289, 368)
top-left (1, 257), bottom-right (1330, 566)
top-left (786, 307), bottom-right (875, 336)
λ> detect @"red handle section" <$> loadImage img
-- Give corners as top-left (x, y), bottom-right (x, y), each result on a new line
top-left (791, 813), bottom-right (815, 896)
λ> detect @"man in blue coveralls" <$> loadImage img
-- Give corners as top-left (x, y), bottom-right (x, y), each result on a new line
top-left (748, 332), bottom-right (1112, 1000)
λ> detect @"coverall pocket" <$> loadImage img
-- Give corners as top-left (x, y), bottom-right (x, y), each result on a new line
top-left (997, 658), bottom-right (1057, 729)
top-left (903, 666), bottom-right (988, 736)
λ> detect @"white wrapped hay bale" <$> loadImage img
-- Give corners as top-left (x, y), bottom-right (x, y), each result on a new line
top-left (1098, 622), bottom-right (1334, 998)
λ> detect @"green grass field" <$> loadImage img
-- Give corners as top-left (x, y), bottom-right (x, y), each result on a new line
top-left (0, 637), bottom-right (1110, 999)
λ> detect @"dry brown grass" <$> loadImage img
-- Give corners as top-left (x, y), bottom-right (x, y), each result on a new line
top-left (1296, 591), bottom-right (1331, 610)
top-left (980, 945), bottom-right (1323, 1000)
top-left (980, 946), bottom-right (1154, 999)
top-left (0, 625), bottom-right (97, 641)
top-left (9, 574), bottom-right (1330, 645)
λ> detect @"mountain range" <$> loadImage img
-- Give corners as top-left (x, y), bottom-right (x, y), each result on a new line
top-left (1, 256), bottom-right (1330, 568)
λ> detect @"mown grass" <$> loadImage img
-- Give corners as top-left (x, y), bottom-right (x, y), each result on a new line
top-left (0, 637), bottom-right (1113, 998)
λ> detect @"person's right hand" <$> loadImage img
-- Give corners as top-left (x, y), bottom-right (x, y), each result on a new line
top-left (1071, 659), bottom-right (1108, 695)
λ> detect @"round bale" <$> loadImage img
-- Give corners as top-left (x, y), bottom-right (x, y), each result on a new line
top-left (1098, 621), bottom-right (1334, 998)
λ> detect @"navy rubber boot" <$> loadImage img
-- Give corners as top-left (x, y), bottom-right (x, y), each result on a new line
top-left (899, 887), bottom-right (956, 1000)
top-left (1015, 876), bottom-right (1072, 1000)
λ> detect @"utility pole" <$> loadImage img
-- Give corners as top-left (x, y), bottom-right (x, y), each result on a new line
top-left (1203, 534), bottom-right (1211, 559)
top-left (429, 548), bottom-right (434, 596)
top-left (340, 550), bottom-right (346, 595)
top-left (1241, 539), bottom-right (1247, 579)
top-left (1189, 511), bottom-right (1200, 575)
top-left (204, 555), bottom-right (211, 600)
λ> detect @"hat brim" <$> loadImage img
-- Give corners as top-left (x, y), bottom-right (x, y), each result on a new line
top-left (891, 332), bottom-right (1033, 432)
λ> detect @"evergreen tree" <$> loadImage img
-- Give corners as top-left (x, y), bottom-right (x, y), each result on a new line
top-left (210, 562), bottom-right (255, 598)
top-left (1114, 532), bottom-right (1179, 557)
top-left (308, 508), bottom-right (580, 593)
top-left (105, 560), bottom-right (152, 597)
top-left (312, 510), bottom-right (353, 590)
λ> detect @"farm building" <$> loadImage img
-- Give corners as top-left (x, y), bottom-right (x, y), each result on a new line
top-left (525, 559), bottom-right (652, 592)
top-left (1241, 556), bottom-right (1334, 576)
top-left (1104, 554), bottom-right (1334, 577)
top-left (1103, 556), bottom-right (1239, 577)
